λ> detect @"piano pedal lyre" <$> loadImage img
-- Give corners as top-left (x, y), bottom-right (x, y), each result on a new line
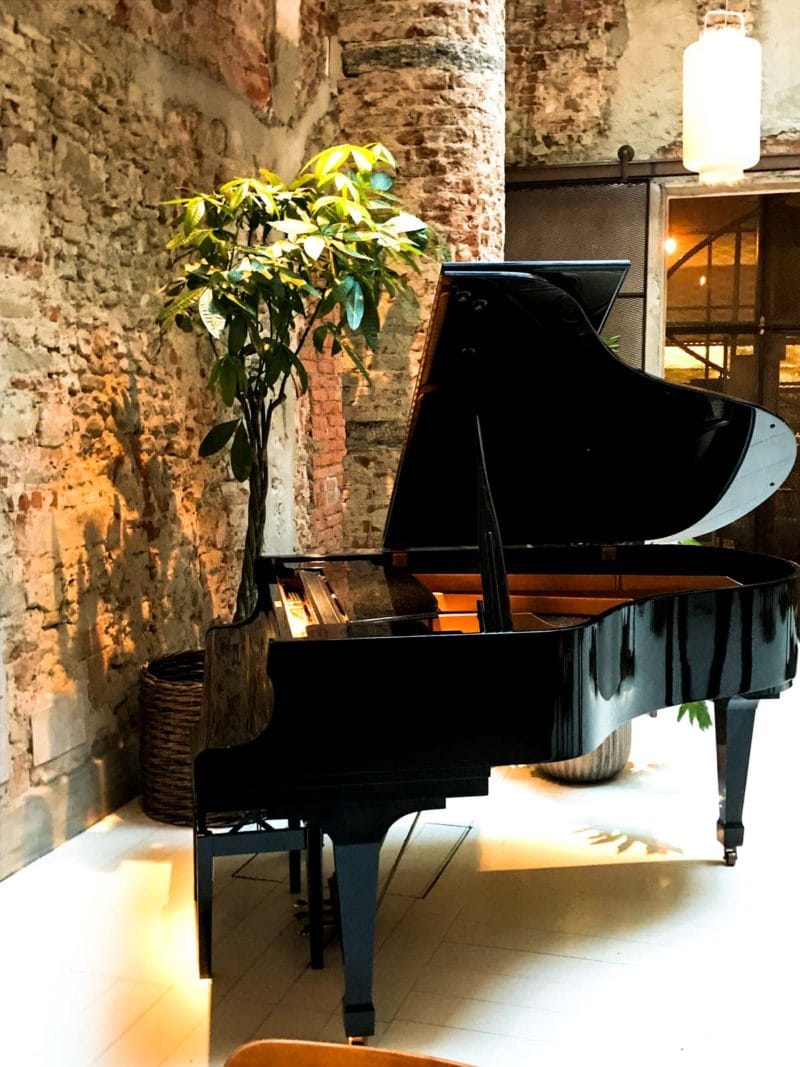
top-left (293, 893), bottom-right (337, 934)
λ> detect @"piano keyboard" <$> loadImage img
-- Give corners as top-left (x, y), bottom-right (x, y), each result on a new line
top-left (273, 567), bottom-right (741, 638)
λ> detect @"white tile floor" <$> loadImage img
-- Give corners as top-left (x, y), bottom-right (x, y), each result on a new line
top-left (2, 690), bottom-right (799, 1067)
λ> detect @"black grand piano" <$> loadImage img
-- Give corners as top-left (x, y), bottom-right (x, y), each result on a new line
top-left (194, 261), bottom-right (799, 1040)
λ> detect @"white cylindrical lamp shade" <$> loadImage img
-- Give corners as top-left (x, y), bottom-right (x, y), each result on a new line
top-left (683, 16), bottom-right (762, 186)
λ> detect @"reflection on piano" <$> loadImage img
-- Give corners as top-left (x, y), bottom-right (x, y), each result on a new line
top-left (194, 261), bottom-right (799, 1040)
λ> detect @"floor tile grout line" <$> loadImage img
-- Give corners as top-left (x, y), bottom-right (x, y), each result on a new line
top-left (86, 980), bottom-right (176, 1065)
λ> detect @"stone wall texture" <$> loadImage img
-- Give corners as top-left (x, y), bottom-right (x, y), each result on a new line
top-left (506, 0), bottom-right (800, 166)
top-left (337, 0), bottom-right (506, 548)
top-left (0, 0), bottom-right (339, 878)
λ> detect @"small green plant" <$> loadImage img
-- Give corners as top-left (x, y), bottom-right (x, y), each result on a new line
top-left (158, 142), bottom-right (429, 620)
top-left (677, 700), bottom-right (713, 730)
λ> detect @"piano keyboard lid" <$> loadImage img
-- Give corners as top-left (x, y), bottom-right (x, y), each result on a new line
top-left (383, 261), bottom-right (797, 552)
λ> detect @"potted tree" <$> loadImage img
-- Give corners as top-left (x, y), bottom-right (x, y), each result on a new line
top-left (140, 142), bottom-right (430, 823)
top-left (160, 140), bottom-right (428, 619)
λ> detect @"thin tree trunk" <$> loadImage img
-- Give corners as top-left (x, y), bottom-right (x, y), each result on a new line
top-left (234, 455), bottom-right (268, 622)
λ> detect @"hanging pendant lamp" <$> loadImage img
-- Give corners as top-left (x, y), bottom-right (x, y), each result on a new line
top-left (682, 9), bottom-right (762, 186)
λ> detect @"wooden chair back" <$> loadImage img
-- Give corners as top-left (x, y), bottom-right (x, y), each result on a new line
top-left (224, 1038), bottom-right (471, 1067)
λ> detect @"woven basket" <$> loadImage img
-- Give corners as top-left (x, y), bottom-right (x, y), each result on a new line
top-left (139, 649), bottom-right (205, 826)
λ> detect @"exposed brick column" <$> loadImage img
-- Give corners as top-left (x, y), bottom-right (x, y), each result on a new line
top-left (301, 345), bottom-right (347, 553)
top-left (336, 0), bottom-right (506, 549)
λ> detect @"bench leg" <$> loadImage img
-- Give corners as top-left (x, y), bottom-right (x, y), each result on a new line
top-left (288, 816), bottom-right (302, 894)
top-left (306, 824), bottom-right (325, 969)
top-left (195, 833), bottom-right (214, 978)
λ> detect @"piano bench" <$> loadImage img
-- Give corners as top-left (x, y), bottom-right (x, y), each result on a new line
top-left (193, 816), bottom-right (326, 977)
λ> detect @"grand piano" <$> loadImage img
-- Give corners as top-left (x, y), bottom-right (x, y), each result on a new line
top-left (193, 261), bottom-right (799, 1041)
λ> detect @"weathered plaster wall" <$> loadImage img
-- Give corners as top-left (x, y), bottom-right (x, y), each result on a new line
top-left (507, 0), bottom-right (800, 166)
top-left (0, 0), bottom-right (338, 879)
top-left (337, 0), bottom-right (507, 548)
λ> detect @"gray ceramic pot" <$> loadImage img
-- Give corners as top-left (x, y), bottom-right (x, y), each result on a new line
top-left (537, 721), bottom-right (632, 783)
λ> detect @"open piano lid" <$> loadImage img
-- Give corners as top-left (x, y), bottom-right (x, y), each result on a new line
top-left (383, 261), bottom-right (797, 550)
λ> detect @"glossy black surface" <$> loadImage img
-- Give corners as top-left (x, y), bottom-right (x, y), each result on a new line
top-left (384, 263), bottom-right (793, 549)
top-left (197, 545), bottom-right (798, 808)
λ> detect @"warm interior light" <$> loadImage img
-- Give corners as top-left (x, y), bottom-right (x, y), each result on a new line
top-left (699, 274), bottom-right (707, 286)
top-left (664, 236), bottom-right (678, 255)
top-left (682, 10), bottom-right (761, 186)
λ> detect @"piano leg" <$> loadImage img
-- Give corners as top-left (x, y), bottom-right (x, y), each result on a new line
top-left (307, 824), bottom-right (325, 969)
top-left (288, 816), bottom-right (302, 894)
top-left (195, 832), bottom-right (214, 977)
top-left (714, 695), bottom-right (758, 866)
top-left (332, 839), bottom-right (381, 1039)
top-left (320, 787), bottom-right (484, 1040)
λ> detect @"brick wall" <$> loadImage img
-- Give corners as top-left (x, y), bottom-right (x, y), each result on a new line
top-left (0, 0), bottom-right (337, 878)
top-left (337, 0), bottom-right (506, 548)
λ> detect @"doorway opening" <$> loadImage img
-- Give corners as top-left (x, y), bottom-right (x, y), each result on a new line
top-left (663, 192), bottom-right (800, 560)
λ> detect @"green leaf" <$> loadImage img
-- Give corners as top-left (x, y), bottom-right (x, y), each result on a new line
top-left (270, 218), bottom-right (317, 236)
top-left (199, 419), bottom-right (240, 457)
top-left (230, 424), bottom-right (252, 481)
top-left (384, 211), bottom-right (426, 234)
top-left (360, 300), bottom-right (380, 351)
top-left (345, 202), bottom-right (365, 224)
top-left (293, 356), bottom-right (309, 395)
top-left (219, 360), bottom-right (238, 406)
top-left (345, 279), bottom-right (365, 330)
top-left (371, 142), bottom-right (397, 168)
top-left (330, 172), bottom-right (358, 200)
top-left (312, 324), bottom-right (329, 352)
top-left (225, 180), bottom-right (248, 211)
top-left (199, 289), bottom-right (226, 339)
top-left (303, 234), bottom-right (326, 260)
top-left (350, 145), bottom-right (375, 171)
top-left (369, 171), bottom-right (393, 191)
top-left (677, 701), bottom-right (713, 730)
top-left (166, 226), bottom-right (211, 250)
top-left (183, 197), bottom-right (206, 235)
top-left (227, 317), bottom-right (248, 359)
top-left (408, 225), bottom-right (428, 251)
top-left (315, 145), bottom-right (349, 179)
top-left (157, 286), bottom-right (201, 324)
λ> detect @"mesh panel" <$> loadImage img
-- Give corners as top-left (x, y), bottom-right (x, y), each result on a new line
top-left (604, 295), bottom-right (644, 370)
top-left (506, 183), bottom-right (648, 291)
top-left (505, 182), bottom-right (649, 369)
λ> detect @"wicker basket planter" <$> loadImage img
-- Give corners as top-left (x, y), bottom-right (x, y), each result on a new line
top-left (139, 650), bottom-right (205, 826)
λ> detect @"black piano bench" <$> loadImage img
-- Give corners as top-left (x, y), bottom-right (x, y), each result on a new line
top-left (193, 814), bottom-right (326, 977)
top-left (190, 613), bottom-right (327, 978)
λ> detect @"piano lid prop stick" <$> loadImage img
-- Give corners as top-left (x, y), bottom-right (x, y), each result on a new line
top-left (474, 413), bottom-right (514, 632)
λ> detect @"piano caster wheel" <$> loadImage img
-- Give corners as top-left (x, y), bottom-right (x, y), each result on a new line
top-left (723, 847), bottom-right (738, 866)
top-left (348, 1037), bottom-right (366, 1047)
